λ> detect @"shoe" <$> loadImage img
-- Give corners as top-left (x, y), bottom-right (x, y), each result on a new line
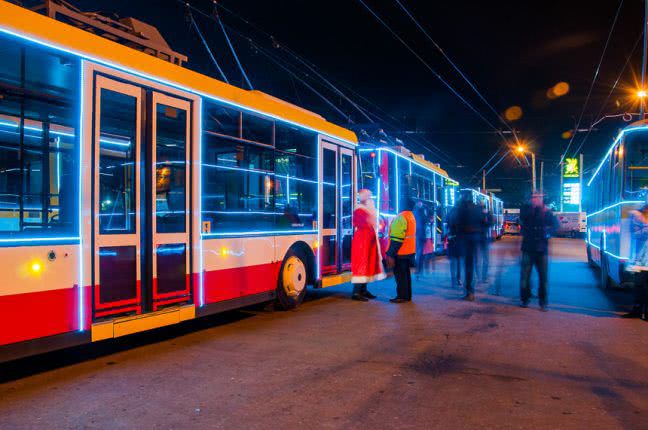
top-left (519, 302), bottom-right (529, 308)
top-left (463, 293), bottom-right (475, 302)
top-left (390, 298), bottom-right (407, 303)
top-left (352, 294), bottom-right (369, 302)
top-left (363, 290), bottom-right (377, 299)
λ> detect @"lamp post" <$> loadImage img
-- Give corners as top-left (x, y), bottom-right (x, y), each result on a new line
top-left (516, 145), bottom-right (536, 193)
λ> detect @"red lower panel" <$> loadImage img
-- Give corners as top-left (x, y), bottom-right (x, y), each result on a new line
top-left (204, 262), bottom-right (281, 304)
top-left (0, 286), bottom-right (90, 347)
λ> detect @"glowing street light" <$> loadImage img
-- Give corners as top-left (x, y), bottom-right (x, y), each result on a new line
top-left (638, 89), bottom-right (647, 99)
top-left (514, 144), bottom-right (537, 193)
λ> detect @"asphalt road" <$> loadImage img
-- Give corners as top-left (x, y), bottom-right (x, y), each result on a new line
top-left (1, 237), bottom-right (646, 429)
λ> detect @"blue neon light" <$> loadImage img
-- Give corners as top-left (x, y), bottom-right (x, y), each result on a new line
top-left (0, 27), bottom-right (356, 147)
top-left (359, 147), bottom-right (452, 180)
top-left (78, 61), bottom-right (85, 332)
top-left (586, 200), bottom-right (642, 218)
top-left (203, 230), bottom-right (318, 238)
top-left (198, 100), bottom-right (205, 307)
top-left (587, 126), bottom-right (648, 187)
top-left (0, 236), bottom-right (80, 244)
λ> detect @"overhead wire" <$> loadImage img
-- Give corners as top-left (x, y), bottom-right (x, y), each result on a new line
top-left (559, 0), bottom-right (624, 164)
top-left (393, 0), bottom-right (518, 140)
top-left (571, 30), bottom-right (643, 156)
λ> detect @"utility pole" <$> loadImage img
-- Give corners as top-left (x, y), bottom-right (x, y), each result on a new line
top-left (579, 153), bottom-right (584, 213)
top-left (540, 161), bottom-right (544, 194)
top-left (531, 152), bottom-right (536, 193)
top-left (558, 160), bottom-right (560, 212)
top-left (482, 169), bottom-right (486, 193)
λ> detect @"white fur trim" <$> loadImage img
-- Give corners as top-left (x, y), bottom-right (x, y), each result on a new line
top-left (351, 272), bottom-right (386, 283)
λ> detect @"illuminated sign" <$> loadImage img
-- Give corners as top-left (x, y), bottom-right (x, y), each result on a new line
top-left (444, 178), bottom-right (459, 186)
top-left (563, 158), bottom-right (580, 178)
top-left (562, 182), bottom-right (581, 205)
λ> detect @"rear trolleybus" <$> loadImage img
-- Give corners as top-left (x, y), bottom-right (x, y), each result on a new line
top-left (0, 1), bottom-right (358, 362)
top-left (460, 188), bottom-right (502, 239)
top-left (586, 121), bottom-right (648, 288)
top-left (358, 144), bottom-right (459, 256)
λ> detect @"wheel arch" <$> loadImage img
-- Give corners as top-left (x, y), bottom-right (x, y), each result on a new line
top-left (281, 240), bottom-right (316, 285)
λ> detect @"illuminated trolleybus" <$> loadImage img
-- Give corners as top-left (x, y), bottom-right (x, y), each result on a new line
top-left (0, 1), bottom-right (358, 361)
top-left (586, 122), bottom-right (648, 288)
top-left (460, 188), bottom-right (503, 239)
top-left (358, 145), bottom-right (459, 255)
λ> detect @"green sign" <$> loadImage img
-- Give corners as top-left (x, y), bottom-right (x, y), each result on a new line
top-left (444, 178), bottom-right (459, 186)
top-left (563, 158), bottom-right (579, 178)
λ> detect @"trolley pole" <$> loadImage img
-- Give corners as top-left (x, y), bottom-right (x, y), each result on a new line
top-left (643, 0), bottom-right (648, 119)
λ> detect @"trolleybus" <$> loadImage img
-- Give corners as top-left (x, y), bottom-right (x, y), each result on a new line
top-left (586, 121), bottom-right (648, 288)
top-left (0, 1), bottom-right (359, 361)
top-left (460, 188), bottom-right (502, 239)
top-left (358, 145), bottom-right (459, 256)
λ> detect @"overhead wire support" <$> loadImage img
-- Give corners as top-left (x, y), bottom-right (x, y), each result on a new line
top-left (212, 1), bottom-right (254, 90)
top-left (560, 0), bottom-right (624, 164)
top-left (185, 4), bottom-right (229, 84)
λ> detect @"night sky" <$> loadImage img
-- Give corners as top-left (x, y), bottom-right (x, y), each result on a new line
top-left (73, 0), bottom-right (646, 206)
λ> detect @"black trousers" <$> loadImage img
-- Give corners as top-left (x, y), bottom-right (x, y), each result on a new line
top-left (633, 272), bottom-right (648, 310)
top-left (394, 257), bottom-right (412, 300)
top-left (520, 251), bottom-right (548, 305)
top-left (463, 239), bottom-right (477, 294)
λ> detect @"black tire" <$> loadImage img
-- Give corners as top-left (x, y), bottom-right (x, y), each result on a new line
top-left (600, 252), bottom-right (611, 289)
top-left (275, 248), bottom-right (309, 310)
top-left (586, 244), bottom-right (596, 268)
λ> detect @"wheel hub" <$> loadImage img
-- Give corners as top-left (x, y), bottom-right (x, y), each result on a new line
top-left (283, 255), bottom-right (307, 297)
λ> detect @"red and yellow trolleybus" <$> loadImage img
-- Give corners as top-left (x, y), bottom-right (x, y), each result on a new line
top-left (0, 0), bottom-right (358, 361)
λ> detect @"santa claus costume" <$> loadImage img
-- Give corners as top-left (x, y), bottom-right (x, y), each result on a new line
top-left (351, 189), bottom-right (385, 301)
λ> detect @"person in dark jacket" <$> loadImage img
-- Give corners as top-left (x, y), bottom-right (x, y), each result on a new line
top-left (447, 206), bottom-right (462, 287)
top-left (519, 193), bottom-right (558, 310)
top-left (414, 200), bottom-right (430, 279)
top-left (451, 191), bottom-right (483, 301)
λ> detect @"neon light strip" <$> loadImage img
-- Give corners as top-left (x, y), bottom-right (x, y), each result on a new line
top-left (587, 126), bottom-right (648, 186)
top-left (359, 147), bottom-right (454, 181)
top-left (0, 236), bottom-right (80, 244)
top-left (395, 155), bottom-right (400, 213)
top-left (77, 61), bottom-right (85, 331)
top-left (586, 200), bottom-right (642, 218)
top-left (203, 229), bottom-right (317, 238)
top-left (0, 27), bottom-right (356, 147)
top-left (198, 100), bottom-right (205, 307)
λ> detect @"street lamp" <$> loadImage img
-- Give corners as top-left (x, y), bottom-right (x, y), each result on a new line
top-left (516, 144), bottom-right (537, 193)
top-left (638, 89), bottom-right (647, 118)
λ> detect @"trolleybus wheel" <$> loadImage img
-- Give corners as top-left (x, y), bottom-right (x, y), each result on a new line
top-left (276, 249), bottom-right (308, 310)
top-left (586, 244), bottom-right (595, 268)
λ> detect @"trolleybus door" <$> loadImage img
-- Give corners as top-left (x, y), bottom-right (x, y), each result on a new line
top-left (150, 93), bottom-right (192, 311)
top-left (339, 148), bottom-right (354, 271)
top-left (92, 76), bottom-right (143, 319)
top-left (320, 142), bottom-right (338, 274)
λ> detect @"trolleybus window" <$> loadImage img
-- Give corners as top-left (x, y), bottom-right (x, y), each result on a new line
top-left (98, 90), bottom-right (137, 234)
top-left (358, 151), bottom-right (377, 196)
top-left (379, 151), bottom-right (397, 214)
top-left (625, 134), bottom-right (648, 198)
top-left (274, 124), bottom-right (317, 230)
top-left (0, 34), bottom-right (79, 239)
top-left (242, 112), bottom-right (273, 146)
top-left (204, 103), bottom-right (240, 138)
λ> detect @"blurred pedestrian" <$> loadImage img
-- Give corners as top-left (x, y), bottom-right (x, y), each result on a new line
top-left (414, 200), bottom-right (430, 279)
top-left (351, 189), bottom-right (385, 301)
top-left (386, 200), bottom-right (417, 303)
top-left (452, 190), bottom-right (483, 301)
top-left (477, 201), bottom-right (493, 283)
top-left (519, 192), bottom-right (558, 311)
top-left (623, 203), bottom-right (648, 319)
top-left (447, 205), bottom-right (462, 287)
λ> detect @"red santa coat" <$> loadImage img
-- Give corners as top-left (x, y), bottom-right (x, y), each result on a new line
top-left (351, 205), bottom-right (386, 283)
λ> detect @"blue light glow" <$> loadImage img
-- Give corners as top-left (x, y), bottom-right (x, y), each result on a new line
top-left (587, 126), bottom-right (648, 187)
top-left (78, 61), bottom-right (85, 332)
top-left (198, 100), bottom-right (205, 307)
top-left (586, 200), bottom-right (642, 218)
top-left (203, 229), bottom-right (318, 238)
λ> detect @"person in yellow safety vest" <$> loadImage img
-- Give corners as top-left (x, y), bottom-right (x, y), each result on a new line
top-left (386, 203), bottom-right (417, 303)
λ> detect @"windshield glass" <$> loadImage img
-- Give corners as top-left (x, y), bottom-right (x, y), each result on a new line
top-left (624, 131), bottom-right (648, 199)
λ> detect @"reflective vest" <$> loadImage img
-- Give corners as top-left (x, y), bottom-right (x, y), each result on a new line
top-left (389, 210), bottom-right (417, 256)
